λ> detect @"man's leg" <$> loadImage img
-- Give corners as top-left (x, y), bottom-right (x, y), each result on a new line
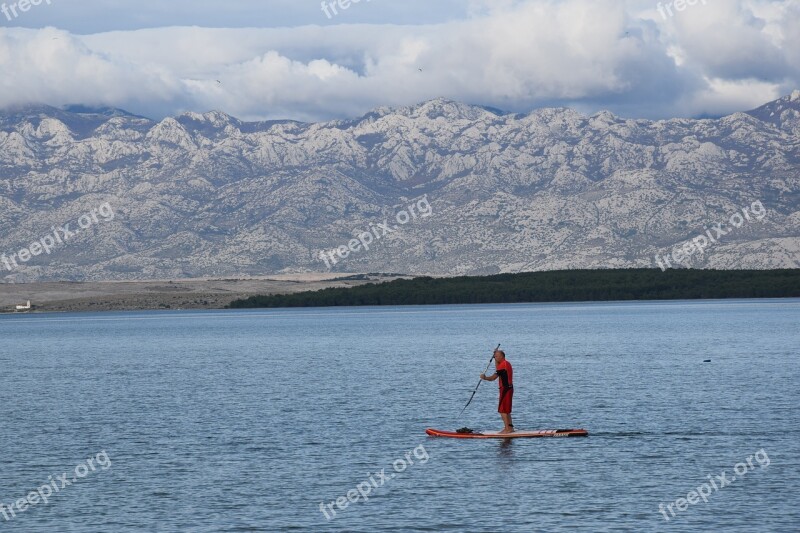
top-left (498, 387), bottom-right (514, 433)
top-left (500, 413), bottom-right (514, 433)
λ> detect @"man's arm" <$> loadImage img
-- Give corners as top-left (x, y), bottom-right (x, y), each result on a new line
top-left (480, 372), bottom-right (498, 381)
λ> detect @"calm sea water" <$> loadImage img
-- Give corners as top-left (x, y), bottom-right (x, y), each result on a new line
top-left (0, 299), bottom-right (798, 532)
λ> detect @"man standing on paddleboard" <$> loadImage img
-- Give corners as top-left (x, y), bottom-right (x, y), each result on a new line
top-left (480, 349), bottom-right (514, 433)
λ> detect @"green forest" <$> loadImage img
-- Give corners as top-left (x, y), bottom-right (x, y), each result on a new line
top-left (228, 269), bottom-right (800, 309)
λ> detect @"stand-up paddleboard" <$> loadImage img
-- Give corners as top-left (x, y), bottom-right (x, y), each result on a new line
top-left (426, 428), bottom-right (588, 439)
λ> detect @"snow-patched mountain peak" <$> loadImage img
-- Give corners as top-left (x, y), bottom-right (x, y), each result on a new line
top-left (176, 110), bottom-right (242, 141)
top-left (35, 118), bottom-right (75, 145)
top-left (203, 110), bottom-right (235, 125)
top-left (36, 117), bottom-right (70, 134)
top-left (747, 90), bottom-right (800, 133)
top-left (146, 117), bottom-right (197, 149)
top-left (181, 111), bottom-right (206, 121)
top-left (589, 110), bottom-right (621, 128)
top-left (400, 98), bottom-right (500, 122)
top-left (0, 131), bottom-right (35, 160)
top-left (180, 110), bottom-right (235, 127)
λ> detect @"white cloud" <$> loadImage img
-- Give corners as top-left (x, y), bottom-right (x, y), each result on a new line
top-left (672, 1), bottom-right (791, 81)
top-left (0, 0), bottom-right (797, 122)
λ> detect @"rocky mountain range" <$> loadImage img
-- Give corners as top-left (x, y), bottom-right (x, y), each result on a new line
top-left (1, 93), bottom-right (799, 282)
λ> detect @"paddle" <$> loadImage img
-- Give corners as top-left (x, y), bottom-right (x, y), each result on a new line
top-left (459, 343), bottom-right (501, 416)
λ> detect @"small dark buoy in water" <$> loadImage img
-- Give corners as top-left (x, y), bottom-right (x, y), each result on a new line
top-left (703, 359), bottom-right (711, 363)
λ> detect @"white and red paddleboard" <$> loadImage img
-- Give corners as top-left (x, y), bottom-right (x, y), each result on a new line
top-left (425, 428), bottom-right (589, 439)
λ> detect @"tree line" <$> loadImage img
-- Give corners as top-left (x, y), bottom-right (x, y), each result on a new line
top-left (228, 269), bottom-right (800, 308)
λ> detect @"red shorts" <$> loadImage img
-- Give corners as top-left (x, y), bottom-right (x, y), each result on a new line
top-left (498, 387), bottom-right (513, 414)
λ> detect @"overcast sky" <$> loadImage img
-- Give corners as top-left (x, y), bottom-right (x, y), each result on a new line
top-left (1, 0), bottom-right (797, 121)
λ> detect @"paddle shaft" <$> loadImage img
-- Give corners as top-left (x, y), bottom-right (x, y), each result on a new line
top-left (459, 343), bottom-right (500, 416)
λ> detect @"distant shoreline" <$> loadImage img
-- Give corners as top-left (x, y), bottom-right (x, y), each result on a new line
top-left (0, 274), bottom-right (405, 314)
top-left (4, 269), bottom-right (799, 315)
top-left (229, 269), bottom-right (800, 309)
